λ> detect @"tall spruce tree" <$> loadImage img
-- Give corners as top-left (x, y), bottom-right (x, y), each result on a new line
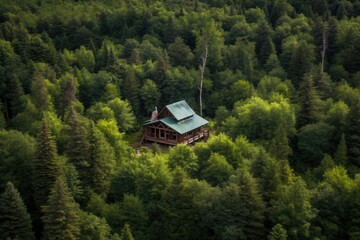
top-left (268, 224), bottom-right (287, 240)
top-left (65, 108), bottom-right (90, 183)
top-left (237, 172), bottom-right (266, 239)
top-left (42, 177), bottom-right (80, 240)
top-left (120, 224), bottom-right (135, 240)
top-left (345, 100), bottom-right (360, 167)
top-left (87, 122), bottom-right (115, 194)
top-left (335, 133), bottom-right (347, 165)
top-left (32, 120), bottom-right (61, 208)
top-left (0, 182), bottom-right (35, 240)
top-left (297, 74), bottom-right (320, 128)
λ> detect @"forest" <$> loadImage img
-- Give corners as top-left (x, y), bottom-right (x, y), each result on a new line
top-left (0, 0), bottom-right (360, 239)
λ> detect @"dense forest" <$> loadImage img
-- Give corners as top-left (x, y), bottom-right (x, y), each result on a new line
top-left (1, 0), bottom-right (360, 239)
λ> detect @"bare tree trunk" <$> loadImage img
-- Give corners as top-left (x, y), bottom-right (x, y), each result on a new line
top-left (199, 43), bottom-right (208, 117)
top-left (321, 23), bottom-right (328, 73)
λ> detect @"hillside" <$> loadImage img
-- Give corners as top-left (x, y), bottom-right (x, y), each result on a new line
top-left (0, 0), bottom-right (360, 239)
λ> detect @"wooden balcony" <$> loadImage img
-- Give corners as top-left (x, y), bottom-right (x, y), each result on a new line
top-left (181, 129), bottom-right (209, 145)
top-left (142, 129), bottom-right (209, 146)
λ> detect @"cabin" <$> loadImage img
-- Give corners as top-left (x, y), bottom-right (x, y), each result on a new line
top-left (141, 100), bottom-right (209, 146)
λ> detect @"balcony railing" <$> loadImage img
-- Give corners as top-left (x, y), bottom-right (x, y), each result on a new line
top-left (182, 129), bottom-right (209, 144)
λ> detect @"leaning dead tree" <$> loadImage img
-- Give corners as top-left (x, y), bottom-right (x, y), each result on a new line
top-left (321, 23), bottom-right (328, 73)
top-left (199, 42), bottom-right (208, 117)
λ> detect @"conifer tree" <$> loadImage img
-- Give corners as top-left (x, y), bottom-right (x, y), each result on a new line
top-left (268, 224), bottom-right (287, 240)
top-left (120, 224), bottom-right (135, 240)
top-left (42, 177), bottom-right (80, 240)
top-left (32, 120), bottom-right (61, 208)
top-left (65, 108), bottom-right (90, 183)
top-left (345, 100), bottom-right (360, 167)
top-left (60, 75), bottom-right (77, 116)
top-left (289, 41), bottom-right (315, 88)
top-left (335, 133), bottom-right (347, 165)
top-left (268, 124), bottom-right (292, 160)
top-left (297, 74), bottom-right (320, 128)
top-left (122, 68), bottom-right (140, 115)
top-left (237, 172), bottom-right (266, 239)
top-left (87, 122), bottom-right (115, 194)
top-left (259, 36), bottom-right (276, 65)
top-left (0, 182), bottom-right (35, 240)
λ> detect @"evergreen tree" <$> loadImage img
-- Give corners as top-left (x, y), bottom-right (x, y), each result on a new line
top-left (120, 224), bottom-right (135, 240)
top-left (268, 224), bottom-right (287, 240)
top-left (122, 68), bottom-right (140, 115)
top-left (288, 41), bottom-right (315, 88)
top-left (65, 108), bottom-right (90, 183)
top-left (259, 36), bottom-right (276, 65)
top-left (297, 74), bottom-right (320, 128)
top-left (4, 76), bottom-right (25, 120)
top-left (268, 124), bottom-right (292, 160)
top-left (59, 74), bottom-right (78, 116)
top-left (42, 177), bottom-right (80, 240)
top-left (87, 122), bottom-right (115, 195)
top-left (237, 172), bottom-right (266, 239)
top-left (334, 133), bottom-right (347, 165)
top-left (0, 182), bottom-right (35, 240)
top-left (345, 100), bottom-right (360, 167)
top-left (32, 120), bottom-right (61, 208)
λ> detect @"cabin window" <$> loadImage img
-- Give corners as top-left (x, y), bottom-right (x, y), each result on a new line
top-left (160, 130), bottom-right (165, 138)
top-left (169, 131), bottom-right (177, 140)
top-left (149, 128), bottom-right (155, 137)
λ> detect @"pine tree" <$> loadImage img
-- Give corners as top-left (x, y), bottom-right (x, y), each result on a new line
top-left (60, 75), bottom-right (77, 116)
top-left (268, 124), bottom-right (292, 160)
top-left (87, 122), bottom-right (115, 194)
top-left (32, 120), bottom-right (61, 208)
top-left (288, 41), bottom-right (315, 88)
top-left (335, 133), bottom-right (347, 165)
top-left (297, 74), bottom-right (320, 128)
top-left (4, 76), bottom-right (25, 120)
top-left (259, 36), bottom-right (276, 65)
top-left (42, 177), bottom-right (80, 240)
top-left (120, 224), bottom-right (135, 240)
top-left (122, 68), bottom-right (140, 115)
top-left (0, 182), bottom-right (35, 240)
top-left (65, 108), bottom-right (90, 183)
top-left (237, 172), bottom-right (266, 239)
top-left (345, 100), bottom-right (360, 167)
top-left (268, 224), bottom-right (287, 240)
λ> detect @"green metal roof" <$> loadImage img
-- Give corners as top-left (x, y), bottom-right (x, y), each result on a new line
top-left (166, 100), bottom-right (195, 121)
top-left (160, 114), bottom-right (209, 134)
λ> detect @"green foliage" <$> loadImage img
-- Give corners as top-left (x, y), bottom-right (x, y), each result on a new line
top-left (42, 177), bottom-right (80, 240)
top-left (140, 79), bottom-right (161, 115)
top-left (268, 224), bottom-right (288, 240)
top-left (224, 97), bottom-right (295, 143)
top-left (335, 133), bottom-right (347, 165)
top-left (1, 1), bottom-right (360, 239)
top-left (345, 100), bottom-right (360, 167)
top-left (168, 144), bottom-right (198, 175)
top-left (87, 122), bottom-right (116, 194)
top-left (107, 98), bottom-right (136, 132)
top-left (0, 130), bottom-right (36, 200)
top-left (32, 120), bottom-right (61, 208)
top-left (0, 182), bottom-right (34, 240)
top-left (120, 224), bottom-right (135, 240)
top-left (201, 153), bottom-right (234, 186)
top-left (297, 74), bottom-right (321, 128)
top-left (297, 122), bottom-right (335, 166)
top-left (270, 178), bottom-right (316, 240)
top-left (79, 211), bottom-right (112, 240)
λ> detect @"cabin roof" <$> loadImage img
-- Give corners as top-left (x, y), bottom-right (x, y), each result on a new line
top-left (161, 115), bottom-right (208, 134)
top-left (165, 100), bottom-right (195, 121)
top-left (143, 100), bottom-right (209, 134)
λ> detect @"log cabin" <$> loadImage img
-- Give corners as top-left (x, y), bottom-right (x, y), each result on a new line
top-left (141, 100), bottom-right (209, 145)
